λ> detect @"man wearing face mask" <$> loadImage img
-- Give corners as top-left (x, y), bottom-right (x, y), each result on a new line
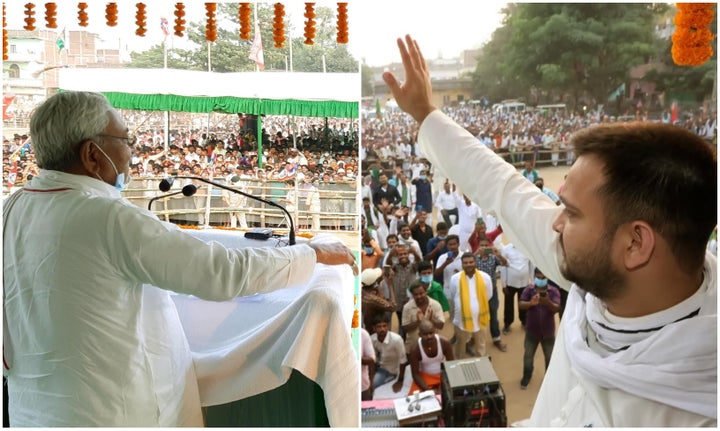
top-left (2, 92), bottom-right (357, 427)
top-left (518, 268), bottom-right (560, 389)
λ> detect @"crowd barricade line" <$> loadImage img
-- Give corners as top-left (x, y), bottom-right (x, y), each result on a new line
top-left (123, 177), bottom-right (358, 233)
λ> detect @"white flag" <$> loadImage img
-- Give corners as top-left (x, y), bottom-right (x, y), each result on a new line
top-left (248, 23), bottom-right (264, 70)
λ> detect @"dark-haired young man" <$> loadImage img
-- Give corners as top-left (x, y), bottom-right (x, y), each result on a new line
top-left (384, 35), bottom-right (716, 426)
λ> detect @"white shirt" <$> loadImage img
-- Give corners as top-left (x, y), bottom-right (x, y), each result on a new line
top-left (436, 251), bottom-right (463, 293)
top-left (498, 243), bottom-right (531, 288)
top-left (371, 331), bottom-right (406, 375)
top-left (434, 190), bottom-right (458, 211)
top-left (448, 270), bottom-right (494, 332)
top-left (419, 110), bottom-right (717, 426)
top-left (360, 329), bottom-right (375, 392)
top-left (3, 170), bottom-right (317, 426)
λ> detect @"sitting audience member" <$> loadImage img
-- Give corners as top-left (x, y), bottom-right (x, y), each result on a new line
top-left (402, 282), bottom-right (445, 354)
top-left (370, 315), bottom-right (407, 394)
top-left (407, 320), bottom-right (454, 395)
top-left (361, 328), bottom-right (376, 401)
top-left (518, 267), bottom-right (560, 389)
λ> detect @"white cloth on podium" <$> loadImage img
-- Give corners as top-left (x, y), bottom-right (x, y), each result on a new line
top-left (173, 230), bottom-right (359, 427)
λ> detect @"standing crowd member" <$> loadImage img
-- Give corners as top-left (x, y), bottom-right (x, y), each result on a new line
top-left (519, 268), bottom-right (560, 389)
top-left (384, 35), bottom-right (716, 426)
top-left (447, 253), bottom-right (493, 358)
top-left (3, 91), bottom-right (357, 427)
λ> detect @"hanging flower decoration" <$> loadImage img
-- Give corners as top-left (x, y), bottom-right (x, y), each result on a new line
top-left (135, 3), bottom-right (146, 37)
top-left (672, 3), bottom-right (715, 66)
top-left (303, 3), bottom-right (316, 45)
top-left (3, 4), bottom-right (9, 61)
top-left (273, 3), bottom-right (285, 48)
top-left (173, 3), bottom-right (185, 37)
top-left (77, 2), bottom-right (88, 27)
top-left (45, 3), bottom-right (57, 28)
top-left (239, 3), bottom-right (251, 40)
top-left (24, 3), bottom-right (36, 31)
top-left (205, 3), bottom-right (217, 42)
top-left (105, 3), bottom-right (118, 27)
top-left (336, 2), bottom-right (348, 44)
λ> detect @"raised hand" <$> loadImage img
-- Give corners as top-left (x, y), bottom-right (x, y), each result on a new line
top-left (382, 35), bottom-right (437, 124)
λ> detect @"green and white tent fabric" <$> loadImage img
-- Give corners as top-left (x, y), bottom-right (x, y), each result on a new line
top-left (58, 68), bottom-right (359, 119)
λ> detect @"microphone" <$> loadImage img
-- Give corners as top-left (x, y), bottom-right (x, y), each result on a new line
top-left (160, 176), bottom-right (296, 245)
top-left (148, 184), bottom-right (197, 211)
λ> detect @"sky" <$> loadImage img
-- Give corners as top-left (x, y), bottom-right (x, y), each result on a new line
top-left (353, 0), bottom-right (507, 66)
top-left (5, 0), bottom-right (507, 67)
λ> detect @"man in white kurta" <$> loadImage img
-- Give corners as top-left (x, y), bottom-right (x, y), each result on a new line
top-left (447, 254), bottom-right (494, 358)
top-left (3, 91), bottom-right (356, 427)
top-left (382, 36), bottom-right (716, 427)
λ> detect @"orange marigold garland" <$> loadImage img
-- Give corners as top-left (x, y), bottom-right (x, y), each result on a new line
top-left (205, 3), bottom-right (217, 42)
top-left (303, 3), bottom-right (315, 45)
top-left (135, 3), bottom-right (146, 36)
top-left (24, 3), bottom-right (36, 31)
top-left (173, 2), bottom-right (185, 37)
top-left (239, 3), bottom-right (251, 40)
top-left (273, 3), bottom-right (285, 48)
top-left (672, 3), bottom-right (715, 66)
top-left (77, 2), bottom-right (88, 27)
top-left (105, 2), bottom-right (118, 27)
top-left (45, 2), bottom-right (57, 28)
top-left (3, 4), bottom-right (8, 60)
top-left (336, 2), bottom-right (348, 44)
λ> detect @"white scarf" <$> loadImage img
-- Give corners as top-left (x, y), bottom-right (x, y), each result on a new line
top-left (564, 255), bottom-right (717, 419)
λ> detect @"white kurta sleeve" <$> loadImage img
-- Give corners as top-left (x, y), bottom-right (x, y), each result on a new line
top-left (107, 201), bottom-right (317, 301)
top-left (418, 110), bottom-right (570, 290)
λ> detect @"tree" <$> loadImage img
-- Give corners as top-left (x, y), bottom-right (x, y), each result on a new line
top-left (473, 3), bottom-right (666, 108)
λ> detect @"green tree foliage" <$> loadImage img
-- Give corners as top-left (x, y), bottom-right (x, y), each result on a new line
top-left (127, 3), bottom-right (357, 73)
top-left (472, 3), bottom-right (666, 108)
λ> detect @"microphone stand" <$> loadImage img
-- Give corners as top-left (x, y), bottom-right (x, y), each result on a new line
top-left (171, 176), bottom-right (296, 246)
top-left (147, 190), bottom-right (184, 211)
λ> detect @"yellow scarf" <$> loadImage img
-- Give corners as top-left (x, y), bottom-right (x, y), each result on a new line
top-left (459, 269), bottom-right (490, 331)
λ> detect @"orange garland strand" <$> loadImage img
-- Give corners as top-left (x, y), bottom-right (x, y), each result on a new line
top-left (105, 2), bottom-right (118, 27)
top-left (77, 2), bottom-right (88, 27)
top-left (239, 3), bottom-right (251, 40)
top-left (303, 3), bottom-right (316, 45)
top-left (336, 2), bottom-right (348, 44)
top-left (273, 3), bottom-right (285, 48)
top-left (672, 3), bottom-right (715, 66)
top-left (45, 2), bottom-right (57, 28)
top-left (205, 3), bottom-right (217, 42)
top-left (3, 4), bottom-right (8, 60)
top-left (24, 3), bottom-right (36, 31)
top-left (173, 2), bottom-right (185, 37)
top-left (135, 3), bottom-right (146, 37)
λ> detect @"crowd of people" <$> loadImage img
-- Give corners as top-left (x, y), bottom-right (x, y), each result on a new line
top-left (4, 115), bottom-right (360, 189)
top-left (359, 79), bottom-right (717, 405)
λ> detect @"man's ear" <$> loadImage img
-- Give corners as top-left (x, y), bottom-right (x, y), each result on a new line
top-left (77, 139), bottom-right (102, 176)
top-left (621, 221), bottom-right (656, 271)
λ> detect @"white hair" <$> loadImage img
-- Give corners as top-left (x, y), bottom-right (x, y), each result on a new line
top-left (30, 91), bottom-right (114, 171)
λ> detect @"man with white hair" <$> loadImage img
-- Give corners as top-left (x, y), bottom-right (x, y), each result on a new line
top-left (3, 91), bottom-right (356, 427)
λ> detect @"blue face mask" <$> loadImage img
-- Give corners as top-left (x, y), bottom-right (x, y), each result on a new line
top-left (93, 142), bottom-right (129, 191)
top-left (419, 175), bottom-right (426, 180)
top-left (363, 246), bottom-right (374, 255)
top-left (420, 274), bottom-right (433, 284)
top-left (534, 277), bottom-right (548, 288)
